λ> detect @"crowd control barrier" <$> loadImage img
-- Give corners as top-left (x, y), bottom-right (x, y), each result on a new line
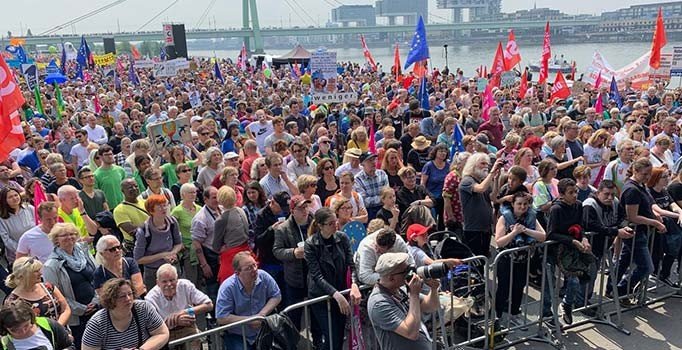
top-left (168, 315), bottom-right (266, 350)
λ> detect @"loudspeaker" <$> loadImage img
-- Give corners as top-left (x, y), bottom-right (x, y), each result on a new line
top-left (165, 45), bottom-right (177, 60)
top-left (103, 37), bottom-right (116, 54)
top-left (171, 24), bottom-right (187, 58)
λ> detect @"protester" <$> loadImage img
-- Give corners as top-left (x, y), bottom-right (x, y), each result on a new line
top-left (0, 187), bottom-right (35, 263)
top-left (213, 186), bottom-right (251, 283)
top-left (81, 278), bottom-right (169, 350)
top-left (0, 300), bottom-right (73, 350)
top-left (93, 235), bottom-right (146, 298)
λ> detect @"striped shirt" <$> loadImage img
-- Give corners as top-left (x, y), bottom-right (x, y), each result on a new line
top-left (82, 300), bottom-right (164, 350)
top-left (259, 173), bottom-right (291, 198)
top-left (354, 169), bottom-right (389, 208)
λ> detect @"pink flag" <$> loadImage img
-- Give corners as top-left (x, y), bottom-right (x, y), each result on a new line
top-left (481, 84), bottom-right (495, 122)
top-left (33, 182), bottom-right (47, 224)
top-left (595, 92), bottom-right (604, 114)
top-left (368, 120), bottom-right (376, 154)
top-left (594, 70), bottom-right (603, 90)
top-left (93, 94), bottom-right (101, 114)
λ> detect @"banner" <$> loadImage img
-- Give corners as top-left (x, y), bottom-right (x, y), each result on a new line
top-left (584, 50), bottom-right (672, 90)
top-left (671, 46), bottom-right (682, 77)
top-left (163, 24), bottom-right (174, 45)
top-left (153, 61), bottom-right (179, 77)
top-left (147, 117), bottom-right (191, 153)
top-left (93, 53), bottom-right (116, 66)
top-left (135, 59), bottom-right (155, 68)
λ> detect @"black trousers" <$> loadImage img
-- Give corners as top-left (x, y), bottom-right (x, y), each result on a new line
top-left (463, 230), bottom-right (492, 258)
top-left (495, 255), bottom-right (528, 316)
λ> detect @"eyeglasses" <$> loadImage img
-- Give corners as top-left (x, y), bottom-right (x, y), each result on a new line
top-left (180, 169), bottom-right (192, 173)
top-left (633, 129), bottom-right (643, 133)
top-left (293, 149), bottom-right (306, 153)
top-left (201, 132), bottom-right (210, 136)
top-left (323, 166), bottom-right (334, 171)
top-left (58, 232), bottom-right (78, 238)
top-left (106, 245), bottom-right (122, 253)
top-left (625, 120), bottom-right (635, 123)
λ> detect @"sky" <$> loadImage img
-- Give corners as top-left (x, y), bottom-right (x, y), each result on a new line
top-left (1, 0), bottom-right (666, 37)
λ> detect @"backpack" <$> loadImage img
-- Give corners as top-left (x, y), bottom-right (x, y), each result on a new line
top-left (139, 218), bottom-right (179, 251)
top-left (254, 314), bottom-right (300, 350)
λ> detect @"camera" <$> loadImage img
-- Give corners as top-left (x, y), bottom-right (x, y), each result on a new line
top-left (405, 262), bottom-right (450, 282)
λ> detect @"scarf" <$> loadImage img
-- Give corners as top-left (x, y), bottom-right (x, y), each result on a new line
top-left (54, 244), bottom-right (89, 272)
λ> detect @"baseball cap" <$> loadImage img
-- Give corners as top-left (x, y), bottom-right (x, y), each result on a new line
top-left (289, 195), bottom-right (311, 211)
top-left (191, 116), bottom-right (203, 123)
top-left (359, 152), bottom-right (377, 163)
top-left (375, 252), bottom-right (410, 277)
top-left (407, 224), bottom-right (430, 242)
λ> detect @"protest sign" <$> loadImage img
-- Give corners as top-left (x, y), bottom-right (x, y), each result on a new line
top-left (135, 59), bottom-right (155, 68)
top-left (93, 53), bottom-right (116, 66)
top-left (500, 71), bottom-right (516, 88)
top-left (147, 117), bottom-right (191, 153)
top-left (189, 91), bottom-right (202, 108)
top-left (20, 64), bottom-right (37, 90)
top-left (584, 50), bottom-right (672, 89)
top-left (477, 78), bottom-right (488, 92)
top-left (311, 50), bottom-right (346, 102)
top-left (153, 62), bottom-right (179, 77)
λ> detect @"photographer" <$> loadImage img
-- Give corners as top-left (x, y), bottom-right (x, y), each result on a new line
top-left (368, 252), bottom-right (439, 349)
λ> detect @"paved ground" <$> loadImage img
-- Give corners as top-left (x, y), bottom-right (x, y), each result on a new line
top-left (508, 299), bottom-right (682, 350)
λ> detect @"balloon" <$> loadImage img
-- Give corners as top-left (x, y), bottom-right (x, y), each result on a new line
top-left (263, 68), bottom-right (272, 78)
top-left (48, 46), bottom-right (57, 54)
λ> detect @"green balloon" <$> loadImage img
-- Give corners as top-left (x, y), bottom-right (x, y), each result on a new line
top-left (264, 68), bottom-right (272, 78)
top-left (48, 46), bottom-right (57, 54)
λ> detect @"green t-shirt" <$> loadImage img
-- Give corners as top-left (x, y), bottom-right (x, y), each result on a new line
top-left (94, 165), bottom-right (127, 208)
top-left (161, 160), bottom-right (196, 188)
top-left (171, 203), bottom-right (201, 264)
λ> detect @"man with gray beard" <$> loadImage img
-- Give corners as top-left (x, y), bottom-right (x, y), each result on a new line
top-left (458, 152), bottom-right (503, 257)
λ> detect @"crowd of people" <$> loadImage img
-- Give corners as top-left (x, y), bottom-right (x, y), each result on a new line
top-left (0, 51), bottom-right (680, 350)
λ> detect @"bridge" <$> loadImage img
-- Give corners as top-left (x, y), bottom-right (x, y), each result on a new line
top-left (14, 18), bottom-right (600, 51)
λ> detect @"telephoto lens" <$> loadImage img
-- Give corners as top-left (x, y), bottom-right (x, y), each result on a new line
top-left (416, 262), bottom-right (449, 279)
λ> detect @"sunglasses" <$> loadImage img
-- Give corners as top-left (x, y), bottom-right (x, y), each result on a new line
top-left (106, 245), bottom-right (122, 253)
top-left (180, 169), bottom-right (192, 173)
top-left (323, 166), bottom-right (334, 170)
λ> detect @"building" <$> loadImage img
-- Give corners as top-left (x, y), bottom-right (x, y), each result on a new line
top-left (375, 0), bottom-right (428, 25)
top-left (600, 1), bottom-right (682, 34)
top-left (331, 5), bottom-right (376, 27)
top-left (436, 0), bottom-right (501, 23)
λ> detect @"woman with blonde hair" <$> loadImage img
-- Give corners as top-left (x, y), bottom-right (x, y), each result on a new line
top-left (44, 222), bottom-right (98, 348)
top-left (514, 147), bottom-right (540, 186)
top-left (380, 148), bottom-right (404, 189)
top-left (347, 126), bottom-right (369, 152)
top-left (578, 125), bottom-right (594, 145)
top-left (297, 174), bottom-right (322, 215)
top-left (213, 186), bottom-right (251, 283)
top-left (583, 128), bottom-right (612, 185)
top-left (327, 172), bottom-right (368, 223)
top-left (5, 256), bottom-right (71, 326)
top-left (332, 197), bottom-right (354, 228)
top-left (249, 157), bottom-right (268, 181)
top-left (196, 147), bottom-right (224, 189)
top-left (627, 123), bottom-right (646, 147)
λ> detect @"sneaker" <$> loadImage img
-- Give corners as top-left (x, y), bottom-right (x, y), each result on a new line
top-left (561, 303), bottom-right (573, 325)
top-left (509, 314), bottom-right (528, 331)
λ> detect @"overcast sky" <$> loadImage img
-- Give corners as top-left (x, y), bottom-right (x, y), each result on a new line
top-left (1, 0), bottom-right (664, 36)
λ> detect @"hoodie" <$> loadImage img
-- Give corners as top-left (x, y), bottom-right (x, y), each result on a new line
top-left (582, 194), bottom-right (625, 257)
top-left (547, 198), bottom-right (583, 246)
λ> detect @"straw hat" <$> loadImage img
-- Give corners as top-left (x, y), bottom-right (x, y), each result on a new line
top-left (411, 136), bottom-right (432, 151)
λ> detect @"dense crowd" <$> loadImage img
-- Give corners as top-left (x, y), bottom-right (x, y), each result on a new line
top-left (0, 54), bottom-right (680, 350)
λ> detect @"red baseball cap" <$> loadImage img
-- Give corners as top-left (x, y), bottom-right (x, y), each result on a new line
top-left (289, 195), bottom-right (311, 211)
top-left (407, 224), bottom-right (430, 242)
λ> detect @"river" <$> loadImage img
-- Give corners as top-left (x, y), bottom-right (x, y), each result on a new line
top-left (190, 41), bottom-right (682, 78)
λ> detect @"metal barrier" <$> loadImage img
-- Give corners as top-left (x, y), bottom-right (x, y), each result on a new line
top-left (168, 224), bottom-right (682, 350)
top-left (168, 315), bottom-right (266, 350)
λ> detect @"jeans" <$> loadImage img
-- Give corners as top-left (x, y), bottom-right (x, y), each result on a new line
top-left (310, 299), bottom-right (346, 350)
top-left (495, 255), bottom-right (527, 316)
top-left (576, 255), bottom-right (601, 308)
top-left (562, 275), bottom-right (588, 308)
top-left (284, 284), bottom-right (306, 330)
top-left (612, 233), bottom-right (654, 295)
top-left (222, 333), bottom-right (254, 350)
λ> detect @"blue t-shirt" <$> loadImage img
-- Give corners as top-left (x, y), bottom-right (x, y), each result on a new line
top-left (221, 138), bottom-right (236, 153)
top-left (92, 257), bottom-right (141, 290)
top-left (422, 160), bottom-right (450, 197)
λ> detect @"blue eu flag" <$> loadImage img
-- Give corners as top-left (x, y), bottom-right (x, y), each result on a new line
top-left (404, 16), bottom-right (429, 70)
top-left (450, 124), bottom-right (465, 159)
top-left (419, 76), bottom-right (429, 110)
top-left (214, 61), bottom-right (224, 83)
top-left (609, 76), bottom-right (622, 109)
top-left (77, 36), bottom-right (91, 68)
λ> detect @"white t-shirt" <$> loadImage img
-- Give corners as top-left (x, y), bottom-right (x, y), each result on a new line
top-left (583, 145), bottom-right (607, 184)
top-left (70, 143), bottom-right (91, 167)
top-left (17, 226), bottom-right (54, 262)
top-left (247, 121), bottom-right (274, 154)
top-left (82, 125), bottom-right (108, 145)
top-left (603, 159), bottom-right (630, 191)
top-left (12, 326), bottom-right (54, 350)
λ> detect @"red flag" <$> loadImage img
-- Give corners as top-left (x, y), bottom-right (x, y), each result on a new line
top-left (0, 56), bottom-right (26, 163)
top-left (478, 65), bottom-right (483, 78)
top-left (481, 84), bottom-right (495, 122)
top-left (413, 60), bottom-right (427, 79)
top-left (549, 71), bottom-right (570, 104)
top-left (649, 8), bottom-right (667, 69)
top-left (393, 43), bottom-right (402, 82)
top-left (483, 65), bottom-right (487, 78)
top-left (594, 70), bottom-right (603, 90)
top-left (539, 22), bottom-right (551, 84)
top-left (504, 30), bottom-right (522, 69)
top-left (519, 70), bottom-right (528, 99)
top-left (360, 35), bottom-right (378, 72)
top-left (490, 42), bottom-right (506, 88)
top-left (33, 181), bottom-right (47, 224)
top-left (130, 45), bottom-right (142, 60)
top-left (402, 75), bottom-right (415, 89)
